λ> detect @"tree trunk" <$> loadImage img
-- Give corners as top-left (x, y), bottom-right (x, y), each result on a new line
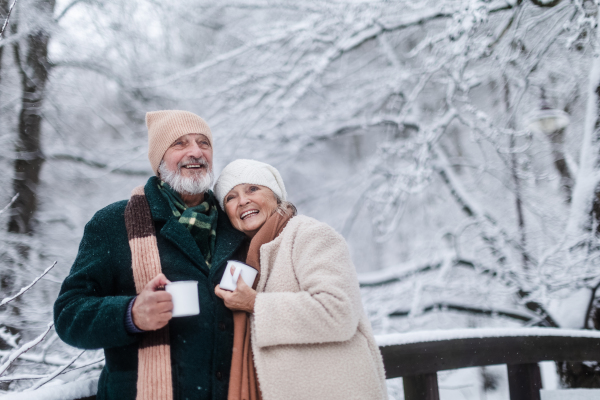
top-left (566, 6), bottom-right (600, 238)
top-left (8, 0), bottom-right (55, 235)
top-left (0, 0), bottom-right (10, 79)
top-left (557, 4), bottom-right (600, 389)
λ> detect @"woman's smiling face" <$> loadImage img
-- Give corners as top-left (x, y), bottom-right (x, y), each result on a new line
top-left (224, 184), bottom-right (279, 238)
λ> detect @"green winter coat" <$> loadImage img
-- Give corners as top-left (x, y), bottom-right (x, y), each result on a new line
top-left (54, 176), bottom-right (247, 400)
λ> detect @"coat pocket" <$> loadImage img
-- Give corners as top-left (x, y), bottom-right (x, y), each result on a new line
top-left (104, 370), bottom-right (137, 400)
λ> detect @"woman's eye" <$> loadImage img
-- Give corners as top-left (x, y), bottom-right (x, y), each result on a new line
top-left (225, 195), bottom-right (233, 203)
top-left (249, 186), bottom-right (258, 192)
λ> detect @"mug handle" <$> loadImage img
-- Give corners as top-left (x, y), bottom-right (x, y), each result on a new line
top-left (232, 266), bottom-right (242, 287)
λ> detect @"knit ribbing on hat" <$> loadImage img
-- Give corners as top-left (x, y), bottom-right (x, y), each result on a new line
top-left (146, 110), bottom-right (213, 175)
top-left (214, 159), bottom-right (287, 210)
top-left (125, 186), bottom-right (173, 400)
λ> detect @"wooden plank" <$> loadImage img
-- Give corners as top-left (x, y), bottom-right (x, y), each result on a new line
top-left (507, 363), bottom-right (542, 400)
top-left (380, 335), bottom-right (600, 378)
top-left (403, 373), bottom-right (440, 400)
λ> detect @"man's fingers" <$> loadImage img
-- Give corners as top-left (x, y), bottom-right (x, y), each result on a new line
top-left (152, 291), bottom-right (173, 303)
top-left (146, 273), bottom-right (171, 291)
top-left (156, 301), bottom-right (173, 314)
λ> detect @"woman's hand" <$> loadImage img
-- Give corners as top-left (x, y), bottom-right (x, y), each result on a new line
top-left (215, 273), bottom-right (257, 313)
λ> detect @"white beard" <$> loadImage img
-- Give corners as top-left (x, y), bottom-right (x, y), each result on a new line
top-left (158, 158), bottom-right (214, 196)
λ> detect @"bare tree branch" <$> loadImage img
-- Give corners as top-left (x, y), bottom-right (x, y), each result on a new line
top-left (0, 194), bottom-right (19, 216)
top-left (0, 323), bottom-right (53, 376)
top-left (0, 262), bottom-right (57, 307)
top-left (26, 350), bottom-right (85, 390)
top-left (388, 302), bottom-right (536, 323)
top-left (0, 0), bottom-right (18, 40)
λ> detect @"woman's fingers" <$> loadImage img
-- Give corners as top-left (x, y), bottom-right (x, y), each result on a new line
top-left (214, 285), bottom-right (227, 299)
top-left (236, 276), bottom-right (250, 291)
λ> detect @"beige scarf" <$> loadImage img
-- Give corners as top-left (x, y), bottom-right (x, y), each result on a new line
top-left (227, 210), bottom-right (292, 400)
top-left (125, 186), bottom-right (173, 400)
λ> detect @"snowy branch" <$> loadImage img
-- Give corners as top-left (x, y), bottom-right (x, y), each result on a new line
top-left (26, 350), bottom-right (85, 391)
top-left (358, 258), bottom-right (487, 287)
top-left (0, 194), bottom-right (19, 216)
top-left (0, 0), bottom-right (18, 40)
top-left (389, 302), bottom-right (535, 323)
top-left (50, 154), bottom-right (149, 176)
top-left (0, 262), bottom-right (57, 307)
top-left (0, 323), bottom-right (53, 376)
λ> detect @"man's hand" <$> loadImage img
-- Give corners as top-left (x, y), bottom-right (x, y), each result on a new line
top-left (215, 273), bottom-right (257, 314)
top-left (132, 273), bottom-right (173, 331)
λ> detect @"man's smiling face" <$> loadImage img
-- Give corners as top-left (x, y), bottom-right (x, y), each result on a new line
top-left (161, 133), bottom-right (213, 179)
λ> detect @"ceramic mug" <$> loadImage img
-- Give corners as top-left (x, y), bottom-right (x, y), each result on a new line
top-left (219, 260), bottom-right (258, 291)
top-left (165, 281), bottom-right (200, 317)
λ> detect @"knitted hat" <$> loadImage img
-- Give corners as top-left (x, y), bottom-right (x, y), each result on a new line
top-left (214, 159), bottom-right (287, 209)
top-left (146, 110), bottom-right (213, 175)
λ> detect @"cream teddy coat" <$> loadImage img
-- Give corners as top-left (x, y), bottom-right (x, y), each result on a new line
top-left (250, 215), bottom-right (388, 400)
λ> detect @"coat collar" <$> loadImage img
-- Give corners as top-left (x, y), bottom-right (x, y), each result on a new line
top-left (143, 176), bottom-right (246, 275)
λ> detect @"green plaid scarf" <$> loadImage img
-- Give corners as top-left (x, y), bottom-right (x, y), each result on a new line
top-left (158, 181), bottom-right (218, 268)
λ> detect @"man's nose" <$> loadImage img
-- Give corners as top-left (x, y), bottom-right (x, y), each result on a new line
top-left (187, 141), bottom-right (203, 158)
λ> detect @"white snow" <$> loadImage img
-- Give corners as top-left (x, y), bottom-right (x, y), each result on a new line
top-left (540, 389), bottom-right (600, 400)
top-left (375, 328), bottom-right (600, 347)
top-left (0, 378), bottom-right (97, 400)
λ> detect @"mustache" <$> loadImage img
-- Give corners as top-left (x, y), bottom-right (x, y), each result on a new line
top-left (177, 157), bottom-right (209, 170)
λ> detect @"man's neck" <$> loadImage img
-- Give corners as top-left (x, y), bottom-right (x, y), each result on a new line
top-left (180, 192), bottom-right (205, 208)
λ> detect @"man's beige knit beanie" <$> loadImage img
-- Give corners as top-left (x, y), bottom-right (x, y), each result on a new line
top-left (146, 110), bottom-right (213, 175)
top-left (214, 159), bottom-right (287, 210)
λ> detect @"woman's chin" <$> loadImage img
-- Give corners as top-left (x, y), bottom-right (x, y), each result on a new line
top-left (238, 217), bottom-right (266, 236)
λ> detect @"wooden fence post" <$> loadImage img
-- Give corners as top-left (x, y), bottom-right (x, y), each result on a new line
top-left (403, 373), bottom-right (440, 400)
top-left (507, 363), bottom-right (542, 400)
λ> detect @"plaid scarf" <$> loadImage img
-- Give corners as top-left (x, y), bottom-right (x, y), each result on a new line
top-left (158, 181), bottom-right (218, 268)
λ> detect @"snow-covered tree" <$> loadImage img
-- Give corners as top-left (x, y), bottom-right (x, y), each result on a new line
top-left (4, 0), bottom-right (600, 395)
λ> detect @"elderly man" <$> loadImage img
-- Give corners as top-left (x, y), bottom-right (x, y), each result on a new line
top-left (54, 110), bottom-right (247, 400)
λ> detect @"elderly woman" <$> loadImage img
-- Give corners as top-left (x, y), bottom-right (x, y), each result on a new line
top-left (213, 159), bottom-right (387, 400)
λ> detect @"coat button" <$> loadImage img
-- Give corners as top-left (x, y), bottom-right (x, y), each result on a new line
top-left (218, 322), bottom-right (226, 331)
top-left (216, 371), bottom-right (223, 380)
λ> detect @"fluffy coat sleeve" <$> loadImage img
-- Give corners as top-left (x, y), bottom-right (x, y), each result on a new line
top-left (252, 219), bottom-right (362, 348)
top-left (54, 210), bottom-right (139, 350)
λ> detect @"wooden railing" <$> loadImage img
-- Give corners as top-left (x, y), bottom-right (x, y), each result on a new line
top-left (377, 329), bottom-right (600, 400)
top-left (6, 329), bottom-right (600, 400)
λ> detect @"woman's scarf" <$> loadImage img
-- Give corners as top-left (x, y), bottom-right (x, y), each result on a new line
top-left (228, 210), bottom-right (293, 400)
top-left (125, 186), bottom-right (173, 400)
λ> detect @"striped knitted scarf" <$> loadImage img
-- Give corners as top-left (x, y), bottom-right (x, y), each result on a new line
top-left (125, 186), bottom-right (173, 400)
top-left (158, 181), bottom-right (218, 268)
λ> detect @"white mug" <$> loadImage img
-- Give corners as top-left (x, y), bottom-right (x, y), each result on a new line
top-left (219, 261), bottom-right (258, 291)
top-left (165, 281), bottom-right (200, 317)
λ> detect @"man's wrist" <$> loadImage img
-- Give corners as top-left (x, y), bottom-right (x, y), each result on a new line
top-left (125, 296), bottom-right (145, 334)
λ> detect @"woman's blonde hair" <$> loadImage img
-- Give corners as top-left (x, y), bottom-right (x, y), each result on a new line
top-left (275, 195), bottom-right (297, 217)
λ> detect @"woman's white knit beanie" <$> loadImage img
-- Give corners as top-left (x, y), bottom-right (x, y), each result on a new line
top-left (214, 159), bottom-right (287, 209)
top-left (146, 110), bottom-right (213, 175)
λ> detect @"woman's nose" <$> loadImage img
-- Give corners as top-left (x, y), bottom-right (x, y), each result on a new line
top-left (239, 194), bottom-right (251, 206)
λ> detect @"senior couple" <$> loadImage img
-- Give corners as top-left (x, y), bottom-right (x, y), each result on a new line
top-left (54, 110), bottom-right (387, 400)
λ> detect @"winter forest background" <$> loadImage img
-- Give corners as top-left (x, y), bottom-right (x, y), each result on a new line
top-left (1, 0), bottom-right (600, 398)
